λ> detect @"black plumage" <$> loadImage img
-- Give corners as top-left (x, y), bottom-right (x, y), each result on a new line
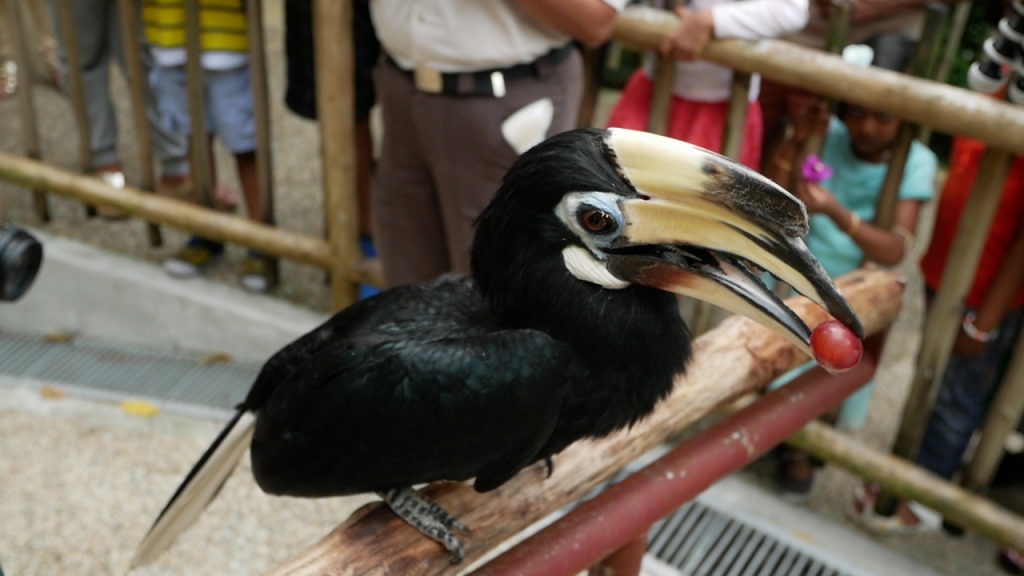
top-left (247, 131), bottom-right (689, 498)
top-left (133, 128), bottom-right (861, 567)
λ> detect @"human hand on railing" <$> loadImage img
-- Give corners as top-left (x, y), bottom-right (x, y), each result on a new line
top-left (786, 90), bottom-right (830, 143)
top-left (659, 7), bottom-right (714, 62)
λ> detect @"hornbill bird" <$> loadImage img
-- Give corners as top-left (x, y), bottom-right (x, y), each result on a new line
top-left (131, 128), bottom-right (863, 567)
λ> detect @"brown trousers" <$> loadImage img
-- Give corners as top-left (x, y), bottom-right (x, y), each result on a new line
top-left (371, 49), bottom-right (583, 287)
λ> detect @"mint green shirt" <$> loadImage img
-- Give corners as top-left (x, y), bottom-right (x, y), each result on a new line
top-left (807, 117), bottom-right (938, 279)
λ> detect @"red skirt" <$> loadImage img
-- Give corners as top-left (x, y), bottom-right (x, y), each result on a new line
top-left (605, 70), bottom-right (763, 170)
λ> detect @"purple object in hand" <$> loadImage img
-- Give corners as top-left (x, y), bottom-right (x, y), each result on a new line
top-left (802, 154), bottom-right (833, 183)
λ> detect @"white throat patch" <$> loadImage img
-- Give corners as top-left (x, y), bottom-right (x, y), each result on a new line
top-left (562, 245), bottom-right (630, 289)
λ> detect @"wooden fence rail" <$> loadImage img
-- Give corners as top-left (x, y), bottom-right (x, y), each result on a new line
top-left (613, 6), bottom-right (1024, 156)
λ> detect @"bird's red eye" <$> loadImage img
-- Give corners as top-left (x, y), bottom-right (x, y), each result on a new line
top-left (580, 209), bottom-right (613, 233)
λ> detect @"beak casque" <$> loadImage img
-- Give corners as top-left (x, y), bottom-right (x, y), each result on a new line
top-left (603, 128), bottom-right (864, 356)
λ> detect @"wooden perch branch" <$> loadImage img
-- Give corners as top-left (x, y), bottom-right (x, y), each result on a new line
top-left (264, 268), bottom-right (906, 576)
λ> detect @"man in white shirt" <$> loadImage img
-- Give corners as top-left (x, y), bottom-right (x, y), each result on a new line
top-left (369, 0), bottom-right (627, 287)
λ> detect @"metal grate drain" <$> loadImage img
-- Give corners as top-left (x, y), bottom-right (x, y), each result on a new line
top-left (568, 452), bottom-right (871, 576)
top-left (646, 499), bottom-right (854, 576)
top-left (0, 332), bottom-right (262, 415)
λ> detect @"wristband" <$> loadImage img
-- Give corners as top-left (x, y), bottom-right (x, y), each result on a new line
top-left (962, 311), bottom-right (999, 343)
top-left (845, 212), bottom-right (861, 237)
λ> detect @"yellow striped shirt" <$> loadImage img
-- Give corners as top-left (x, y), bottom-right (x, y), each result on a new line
top-left (142, 0), bottom-right (249, 53)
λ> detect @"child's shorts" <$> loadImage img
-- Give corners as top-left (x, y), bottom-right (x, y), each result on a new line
top-left (150, 64), bottom-right (257, 154)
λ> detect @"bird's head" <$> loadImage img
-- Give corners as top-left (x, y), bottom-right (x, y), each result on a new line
top-left (472, 128), bottom-right (863, 358)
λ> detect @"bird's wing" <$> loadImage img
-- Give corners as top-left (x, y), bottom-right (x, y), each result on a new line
top-left (250, 327), bottom-right (571, 497)
top-left (241, 275), bottom-right (477, 411)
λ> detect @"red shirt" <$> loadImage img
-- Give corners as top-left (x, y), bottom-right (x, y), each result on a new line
top-left (920, 136), bottom-right (1024, 310)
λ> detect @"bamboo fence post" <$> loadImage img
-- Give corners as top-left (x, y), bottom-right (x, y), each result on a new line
top-left (646, 55), bottom-right (674, 136)
top-left (644, 0), bottom-right (680, 139)
top-left (644, 0), bottom-right (681, 137)
top-left (876, 149), bottom-right (1013, 514)
top-left (871, 4), bottom-right (948, 231)
top-left (920, 1), bottom-right (973, 146)
top-left (115, 0), bottom-right (162, 246)
top-left (263, 269), bottom-right (905, 576)
top-left (576, 46), bottom-right (601, 129)
top-left (720, 72), bottom-right (749, 162)
top-left (314, 0), bottom-right (359, 310)
top-left (871, 126), bottom-right (914, 231)
top-left (54, 0), bottom-right (99, 217)
top-left (824, 0), bottom-right (854, 55)
top-left (245, 0), bottom-right (279, 280)
top-left (797, 0), bottom-right (854, 157)
top-left (933, 1), bottom-right (974, 86)
top-left (9, 0), bottom-right (48, 221)
top-left (183, 0), bottom-right (213, 207)
top-left (962, 330), bottom-right (1024, 492)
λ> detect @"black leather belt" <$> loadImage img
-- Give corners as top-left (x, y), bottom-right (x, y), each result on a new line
top-left (387, 43), bottom-right (575, 97)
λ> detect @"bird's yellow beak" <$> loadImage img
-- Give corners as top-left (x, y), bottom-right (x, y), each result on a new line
top-left (602, 129), bottom-right (863, 355)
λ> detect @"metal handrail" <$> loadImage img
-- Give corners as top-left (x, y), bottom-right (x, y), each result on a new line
top-left (472, 349), bottom-right (880, 576)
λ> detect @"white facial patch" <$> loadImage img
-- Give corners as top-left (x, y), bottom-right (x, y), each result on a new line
top-left (562, 245), bottom-right (630, 289)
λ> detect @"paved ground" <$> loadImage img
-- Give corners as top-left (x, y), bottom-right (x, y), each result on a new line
top-left (0, 2), bottom-right (1021, 575)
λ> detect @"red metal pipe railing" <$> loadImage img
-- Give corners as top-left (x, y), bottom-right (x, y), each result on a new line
top-left (471, 341), bottom-right (880, 576)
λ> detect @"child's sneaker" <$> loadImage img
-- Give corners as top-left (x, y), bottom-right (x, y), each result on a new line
top-left (240, 251), bottom-right (277, 293)
top-left (164, 236), bottom-right (224, 278)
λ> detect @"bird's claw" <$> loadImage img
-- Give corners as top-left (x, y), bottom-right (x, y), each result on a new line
top-left (379, 487), bottom-right (470, 563)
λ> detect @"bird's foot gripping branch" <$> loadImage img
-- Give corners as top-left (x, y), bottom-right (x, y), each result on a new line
top-left (131, 128), bottom-right (862, 568)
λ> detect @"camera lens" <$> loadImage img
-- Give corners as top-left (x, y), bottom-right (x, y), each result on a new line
top-left (0, 224), bottom-right (43, 302)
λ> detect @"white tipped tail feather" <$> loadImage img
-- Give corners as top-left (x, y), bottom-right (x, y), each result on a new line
top-left (130, 411), bottom-right (256, 568)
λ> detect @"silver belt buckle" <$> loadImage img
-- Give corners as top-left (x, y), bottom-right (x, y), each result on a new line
top-left (490, 71), bottom-right (506, 98)
top-left (413, 65), bottom-right (443, 94)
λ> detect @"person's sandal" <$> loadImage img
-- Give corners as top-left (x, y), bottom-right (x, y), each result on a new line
top-left (847, 482), bottom-right (940, 535)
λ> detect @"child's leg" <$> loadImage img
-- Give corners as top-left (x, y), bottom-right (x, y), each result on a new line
top-left (234, 150), bottom-right (260, 222)
top-left (207, 65), bottom-right (274, 291)
top-left (206, 133), bottom-right (240, 211)
top-left (206, 66), bottom-right (258, 218)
